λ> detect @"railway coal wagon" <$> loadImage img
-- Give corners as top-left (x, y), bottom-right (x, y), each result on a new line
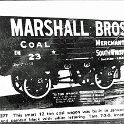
top-left (0, 16), bottom-right (124, 99)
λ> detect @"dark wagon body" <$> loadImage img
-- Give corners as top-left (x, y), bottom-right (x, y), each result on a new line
top-left (0, 16), bottom-right (124, 99)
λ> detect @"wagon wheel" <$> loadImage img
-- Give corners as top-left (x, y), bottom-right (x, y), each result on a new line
top-left (23, 75), bottom-right (51, 99)
top-left (95, 67), bottom-right (115, 89)
top-left (11, 73), bottom-right (24, 94)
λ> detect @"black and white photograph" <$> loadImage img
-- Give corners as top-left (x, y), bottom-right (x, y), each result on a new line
top-left (0, 1), bottom-right (124, 123)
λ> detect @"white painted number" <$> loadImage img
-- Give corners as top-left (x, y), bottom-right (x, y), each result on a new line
top-left (35, 53), bottom-right (41, 60)
top-left (28, 53), bottom-right (41, 60)
top-left (28, 54), bottom-right (34, 60)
